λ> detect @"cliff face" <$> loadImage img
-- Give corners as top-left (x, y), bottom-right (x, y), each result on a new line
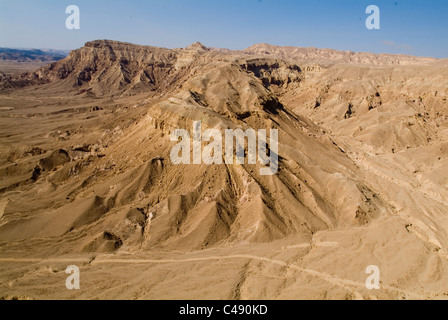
top-left (0, 40), bottom-right (179, 95)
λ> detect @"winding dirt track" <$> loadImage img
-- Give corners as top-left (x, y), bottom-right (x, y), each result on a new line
top-left (0, 252), bottom-right (425, 299)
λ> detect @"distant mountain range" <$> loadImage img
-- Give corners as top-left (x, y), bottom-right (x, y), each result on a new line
top-left (2, 40), bottom-right (446, 92)
top-left (0, 48), bottom-right (69, 62)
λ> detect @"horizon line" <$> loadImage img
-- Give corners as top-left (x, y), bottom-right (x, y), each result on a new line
top-left (1, 40), bottom-right (446, 60)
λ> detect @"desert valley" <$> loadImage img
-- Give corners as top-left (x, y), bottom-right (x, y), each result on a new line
top-left (0, 40), bottom-right (447, 300)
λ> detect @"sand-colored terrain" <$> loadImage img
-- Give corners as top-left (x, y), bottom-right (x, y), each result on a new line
top-left (0, 40), bottom-right (447, 300)
top-left (0, 61), bottom-right (53, 75)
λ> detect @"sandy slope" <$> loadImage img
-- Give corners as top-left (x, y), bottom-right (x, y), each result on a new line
top-left (0, 41), bottom-right (447, 300)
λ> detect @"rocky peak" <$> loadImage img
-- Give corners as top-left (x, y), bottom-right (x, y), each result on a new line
top-left (185, 42), bottom-right (209, 52)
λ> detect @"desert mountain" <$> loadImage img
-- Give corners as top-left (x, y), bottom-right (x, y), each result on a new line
top-left (0, 40), bottom-right (447, 299)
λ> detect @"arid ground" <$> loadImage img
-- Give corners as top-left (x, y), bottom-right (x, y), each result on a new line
top-left (0, 40), bottom-right (447, 300)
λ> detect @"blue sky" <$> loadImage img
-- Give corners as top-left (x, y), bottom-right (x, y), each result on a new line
top-left (0, 0), bottom-right (447, 58)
